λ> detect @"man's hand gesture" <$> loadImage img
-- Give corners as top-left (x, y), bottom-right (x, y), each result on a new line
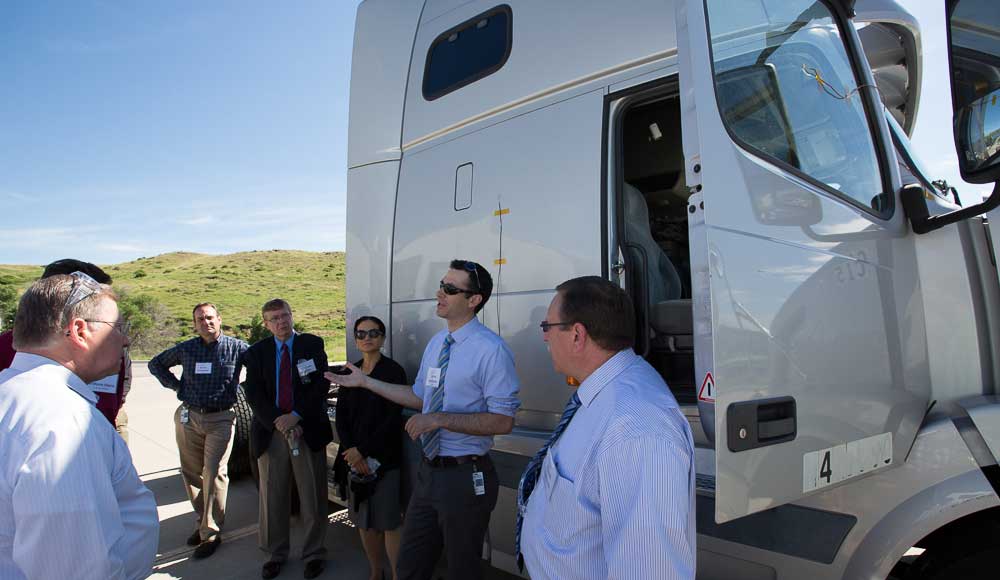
top-left (323, 362), bottom-right (366, 388)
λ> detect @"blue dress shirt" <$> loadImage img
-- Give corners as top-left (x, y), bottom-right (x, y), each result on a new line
top-left (521, 349), bottom-right (696, 579)
top-left (412, 318), bottom-right (521, 457)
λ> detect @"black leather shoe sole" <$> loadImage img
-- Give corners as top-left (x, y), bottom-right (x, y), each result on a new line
top-left (262, 560), bottom-right (283, 579)
top-left (192, 537), bottom-right (221, 559)
top-left (303, 559), bottom-right (325, 579)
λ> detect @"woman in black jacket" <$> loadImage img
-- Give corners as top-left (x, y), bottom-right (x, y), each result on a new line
top-left (335, 316), bottom-right (407, 580)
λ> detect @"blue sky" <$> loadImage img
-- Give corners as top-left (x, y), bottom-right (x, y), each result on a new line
top-left (0, 1), bottom-right (359, 264)
top-left (0, 0), bottom-right (989, 265)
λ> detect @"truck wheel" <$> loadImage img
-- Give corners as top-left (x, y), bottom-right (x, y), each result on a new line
top-left (226, 384), bottom-right (254, 479)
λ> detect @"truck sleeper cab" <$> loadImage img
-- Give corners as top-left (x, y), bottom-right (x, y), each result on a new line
top-left (343, 0), bottom-right (1000, 578)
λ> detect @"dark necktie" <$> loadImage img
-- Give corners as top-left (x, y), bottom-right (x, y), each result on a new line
top-left (278, 343), bottom-right (293, 413)
top-left (514, 391), bottom-right (582, 570)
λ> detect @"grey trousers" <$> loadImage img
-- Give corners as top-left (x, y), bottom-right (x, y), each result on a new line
top-left (174, 405), bottom-right (236, 542)
top-left (257, 430), bottom-right (328, 563)
top-left (396, 455), bottom-right (499, 580)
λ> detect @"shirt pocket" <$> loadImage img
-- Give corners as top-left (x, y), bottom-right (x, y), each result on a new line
top-left (540, 452), bottom-right (586, 546)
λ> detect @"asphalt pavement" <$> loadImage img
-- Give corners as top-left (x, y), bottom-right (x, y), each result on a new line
top-left (128, 362), bottom-right (519, 580)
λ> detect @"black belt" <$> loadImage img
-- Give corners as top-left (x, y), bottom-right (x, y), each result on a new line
top-left (422, 454), bottom-right (490, 468)
top-left (185, 404), bottom-right (232, 414)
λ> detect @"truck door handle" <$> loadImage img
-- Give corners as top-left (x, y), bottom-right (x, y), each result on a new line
top-left (726, 396), bottom-right (796, 452)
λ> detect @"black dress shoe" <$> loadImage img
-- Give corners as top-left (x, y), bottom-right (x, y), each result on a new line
top-left (192, 536), bottom-right (221, 559)
top-left (262, 560), bottom-right (283, 579)
top-left (186, 530), bottom-right (201, 547)
top-left (303, 559), bottom-right (325, 579)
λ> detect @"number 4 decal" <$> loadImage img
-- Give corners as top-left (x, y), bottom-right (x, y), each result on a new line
top-left (803, 433), bottom-right (893, 493)
top-left (819, 450), bottom-right (832, 484)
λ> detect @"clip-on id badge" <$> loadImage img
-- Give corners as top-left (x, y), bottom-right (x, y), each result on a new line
top-left (180, 407), bottom-right (190, 424)
top-left (472, 463), bottom-right (486, 496)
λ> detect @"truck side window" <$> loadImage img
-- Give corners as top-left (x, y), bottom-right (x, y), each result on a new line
top-left (705, 0), bottom-right (889, 218)
top-left (423, 5), bottom-right (512, 101)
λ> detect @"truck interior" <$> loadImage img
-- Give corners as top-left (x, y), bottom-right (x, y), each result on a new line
top-left (616, 90), bottom-right (697, 405)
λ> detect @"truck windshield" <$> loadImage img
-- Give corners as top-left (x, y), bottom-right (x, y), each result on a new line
top-left (706, 0), bottom-right (888, 217)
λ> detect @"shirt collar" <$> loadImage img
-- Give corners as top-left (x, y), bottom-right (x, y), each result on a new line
top-left (9, 352), bottom-right (98, 404)
top-left (576, 348), bottom-right (639, 407)
top-left (448, 317), bottom-right (481, 344)
top-left (274, 331), bottom-right (296, 351)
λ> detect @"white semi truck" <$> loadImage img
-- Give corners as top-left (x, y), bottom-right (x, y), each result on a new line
top-left (337, 0), bottom-right (1000, 577)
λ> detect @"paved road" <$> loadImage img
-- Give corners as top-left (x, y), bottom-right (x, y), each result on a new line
top-left (128, 363), bottom-right (520, 580)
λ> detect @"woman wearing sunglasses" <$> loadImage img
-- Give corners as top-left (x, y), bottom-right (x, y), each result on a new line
top-left (334, 316), bottom-right (407, 580)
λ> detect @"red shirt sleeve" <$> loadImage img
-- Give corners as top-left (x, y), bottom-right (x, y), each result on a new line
top-left (0, 331), bottom-right (15, 371)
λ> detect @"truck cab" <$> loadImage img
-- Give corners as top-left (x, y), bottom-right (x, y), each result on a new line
top-left (342, 0), bottom-right (1000, 577)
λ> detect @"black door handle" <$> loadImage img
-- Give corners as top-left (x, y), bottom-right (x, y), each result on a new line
top-left (727, 396), bottom-right (797, 452)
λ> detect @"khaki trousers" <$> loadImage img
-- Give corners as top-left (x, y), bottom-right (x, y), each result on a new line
top-left (258, 430), bottom-right (328, 563)
top-left (174, 405), bottom-right (236, 542)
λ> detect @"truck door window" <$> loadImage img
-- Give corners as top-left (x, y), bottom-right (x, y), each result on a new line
top-left (705, 0), bottom-right (889, 218)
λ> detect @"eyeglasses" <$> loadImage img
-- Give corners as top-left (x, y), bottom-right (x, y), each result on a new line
top-left (461, 261), bottom-right (482, 293)
top-left (354, 329), bottom-right (384, 340)
top-left (439, 280), bottom-right (475, 296)
top-left (62, 271), bottom-right (103, 324)
top-left (86, 319), bottom-right (131, 336)
top-left (539, 320), bottom-right (574, 333)
top-left (265, 311), bottom-right (291, 323)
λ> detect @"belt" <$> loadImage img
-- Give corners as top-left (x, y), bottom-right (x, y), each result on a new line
top-left (422, 454), bottom-right (489, 468)
top-left (185, 404), bottom-right (232, 414)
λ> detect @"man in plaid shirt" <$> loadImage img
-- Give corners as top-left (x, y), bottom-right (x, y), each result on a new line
top-left (149, 303), bottom-right (248, 559)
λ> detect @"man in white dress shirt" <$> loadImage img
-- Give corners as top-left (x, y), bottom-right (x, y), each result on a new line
top-left (0, 273), bottom-right (159, 580)
top-left (517, 276), bottom-right (695, 579)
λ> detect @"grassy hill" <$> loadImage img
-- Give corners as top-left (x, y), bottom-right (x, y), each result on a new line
top-left (0, 250), bottom-right (347, 359)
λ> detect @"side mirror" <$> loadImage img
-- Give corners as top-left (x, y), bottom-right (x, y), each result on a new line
top-left (901, 0), bottom-right (1000, 235)
top-left (948, 0), bottom-right (1000, 183)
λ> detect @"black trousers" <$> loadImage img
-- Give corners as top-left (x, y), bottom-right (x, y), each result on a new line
top-left (396, 455), bottom-right (499, 580)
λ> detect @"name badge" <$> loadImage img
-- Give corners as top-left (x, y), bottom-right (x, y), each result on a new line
top-left (90, 374), bottom-right (118, 394)
top-left (425, 367), bottom-right (442, 389)
top-left (472, 471), bottom-right (486, 496)
top-left (195, 362), bottom-right (212, 374)
top-left (297, 359), bottom-right (317, 377)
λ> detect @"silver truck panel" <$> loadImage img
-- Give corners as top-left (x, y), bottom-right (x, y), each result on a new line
top-left (961, 396), bottom-right (1000, 463)
top-left (696, 416), bottom-right (998, 578)
top-left (348, 0), bottom-right (425, 168)
top-left (854, 0), bottom-right (922, 134)
top-left (676, 0), bottom-right (931, 522)
top-left (346, 161), bottom-right (402, 362)
top-left (393, 89), bottom-right (605, 425)
top-left (403, 0), bottom-right (676, 149)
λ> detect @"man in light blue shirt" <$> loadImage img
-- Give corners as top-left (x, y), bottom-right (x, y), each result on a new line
top-left (328, 259), bottom-right (520, 580)
top-left (517, 276), bottom-right (695, 579)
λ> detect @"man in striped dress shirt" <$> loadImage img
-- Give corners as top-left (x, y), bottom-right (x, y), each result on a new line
top-left (520, 276), bottom-right (695, 579)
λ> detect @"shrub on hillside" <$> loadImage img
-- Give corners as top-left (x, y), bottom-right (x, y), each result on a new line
top-left (0, 283), bottom-right (17, 331)
top-left (116, 289), bottom-right (175, 357)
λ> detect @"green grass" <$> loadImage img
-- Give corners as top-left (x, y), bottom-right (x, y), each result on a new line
top-left (0, 251), bottom-right (347, 360)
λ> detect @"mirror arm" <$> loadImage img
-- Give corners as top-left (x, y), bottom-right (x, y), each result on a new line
top-left (902, 182), bottom-right (1000, 235)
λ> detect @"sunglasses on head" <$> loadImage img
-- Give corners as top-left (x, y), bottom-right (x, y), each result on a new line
top-left (439, 280), bottom-right (475, 296)
top-left (461, 261), bottom-right (482, 293)
top-left (354, 329), bottom-right (384, 340)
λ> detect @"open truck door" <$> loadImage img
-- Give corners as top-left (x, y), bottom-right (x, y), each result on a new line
top-left (676, 0), bottom-right (931, 523)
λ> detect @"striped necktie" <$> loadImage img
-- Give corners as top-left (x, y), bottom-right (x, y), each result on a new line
top-left (421, 334), bottom-right (455, 459)
top-left (514, 391), bottom-right (582, 570)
